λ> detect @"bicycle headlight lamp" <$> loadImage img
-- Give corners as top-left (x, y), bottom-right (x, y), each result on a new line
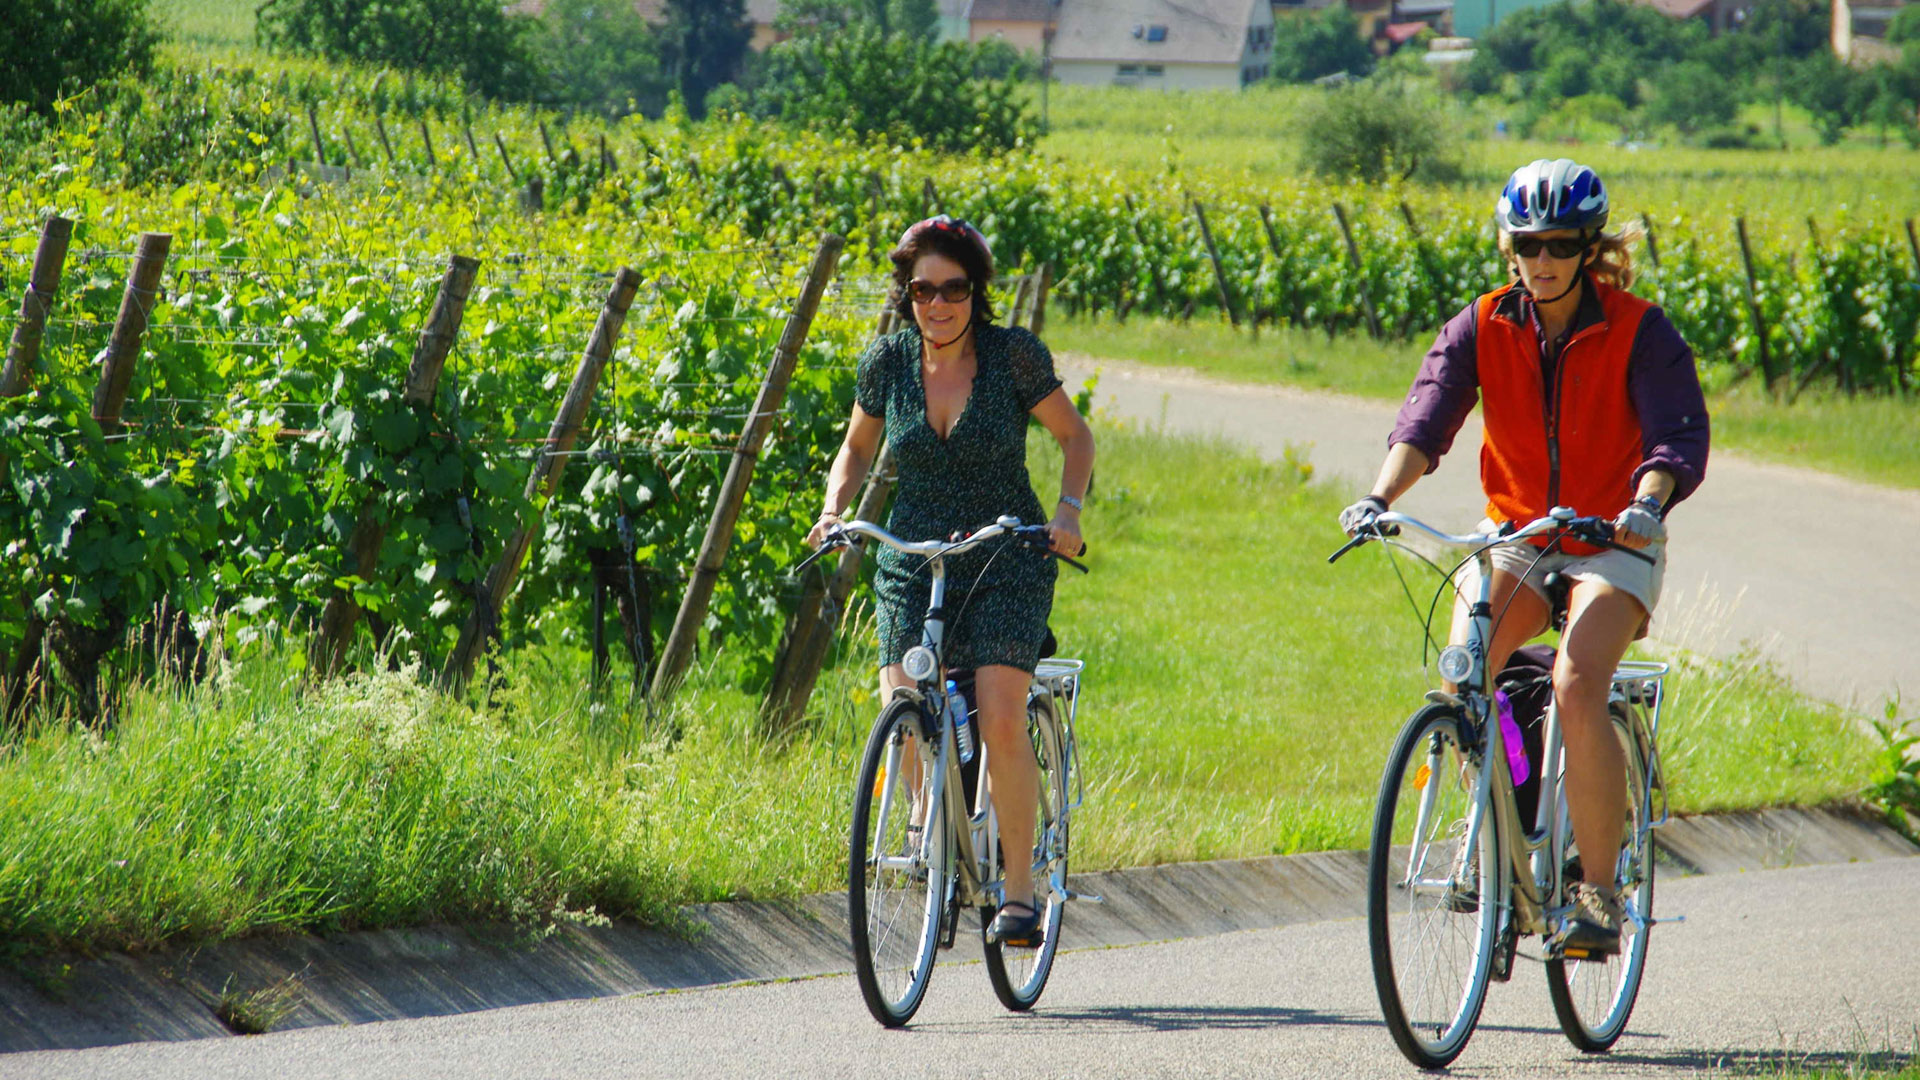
top-left (901, 646), bottom-right (938, 683)
top-left (1437, 645), bottom-right (1474, 685)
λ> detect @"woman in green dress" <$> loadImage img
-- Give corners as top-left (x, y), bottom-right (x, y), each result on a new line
top-left (808, 216), bottom-right (1095, 947)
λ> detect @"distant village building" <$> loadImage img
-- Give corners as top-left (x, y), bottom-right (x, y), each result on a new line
top-left (1050, 0), bottom-right (1275, 88)
top-left (968, 0), bottom-right (1057, 52)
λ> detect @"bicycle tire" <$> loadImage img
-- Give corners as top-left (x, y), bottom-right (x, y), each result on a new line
top-left (1546, 707), bottom-right (1654, 1052)
top-left (982, 697), bottom-right (1070, 1011)
top-left (849, 696), bottom-right (950, 1027)
top-left (1368, 703), bottom-right (1501, 1069)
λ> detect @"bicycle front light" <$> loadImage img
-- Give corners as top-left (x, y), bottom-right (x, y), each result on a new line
top-left (902, 646), bottom-right (937, 683)
top-left (1437, 645), bottom-right (1474, 684)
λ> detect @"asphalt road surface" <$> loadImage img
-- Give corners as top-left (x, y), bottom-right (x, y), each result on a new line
top-left (11, 857), bottom-right (1916, 1079)
top-left (1060, 357), bottom-right (1920, 713)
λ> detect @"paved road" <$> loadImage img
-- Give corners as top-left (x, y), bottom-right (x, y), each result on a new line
top-left (12, 857), bottom-right (1916, 1079)
top-left (1061, 357), bottom-right (1920, 713)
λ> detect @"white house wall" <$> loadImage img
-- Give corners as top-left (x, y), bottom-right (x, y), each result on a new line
top-left (1051, 59), bottom-right (1250, 89)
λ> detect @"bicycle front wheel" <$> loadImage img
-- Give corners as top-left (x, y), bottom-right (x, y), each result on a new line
top-left (982, 698), bottom-right (1069, 1012)
top-left (1368, 703), bottom-right (1501, 1069)
top-left (1547, 707), bottom-right (1655, 1052)
top-left (849, 696), bottom-right (949, 1027)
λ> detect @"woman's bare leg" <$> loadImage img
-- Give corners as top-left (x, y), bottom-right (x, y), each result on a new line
top-left (975, 664), bottom-right (1039, 906)
top-left (1557, 583), bottom-right (1643, 888)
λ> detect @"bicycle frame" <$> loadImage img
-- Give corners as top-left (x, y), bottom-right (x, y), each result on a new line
top-left (1377, 511), bottom-right (1668, 944)
top-left (832, 517), bottom-right (1087, 916)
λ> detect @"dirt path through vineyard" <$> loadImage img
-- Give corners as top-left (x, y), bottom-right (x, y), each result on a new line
top-left (1060, 355), bottom-right (1920, 713)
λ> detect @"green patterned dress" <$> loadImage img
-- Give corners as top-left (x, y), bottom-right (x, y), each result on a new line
top-left (854, 322), bottom-right (1063, 674)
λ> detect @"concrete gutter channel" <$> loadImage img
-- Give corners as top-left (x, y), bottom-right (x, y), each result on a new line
top-left (3, 806), bottom-right (1913, 1054)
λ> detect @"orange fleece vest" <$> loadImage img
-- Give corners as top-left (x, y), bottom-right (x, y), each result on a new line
top-left (1475, 279), bottom-right (1651, 553)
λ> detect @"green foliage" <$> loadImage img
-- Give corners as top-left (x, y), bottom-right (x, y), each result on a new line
top-left (758, 25), bottom-right (1037, 153)
top-left (661, 0), bottom-right (752, 119)
top-left (1866, 709), bottom-right (1920, 842)
top-left (531, 0), bottom-right (670, 118)
top-left (1889, 5), bottom-right (1920, 45)
top-left (1268, 8), bottom-right (1376, 84)
top-left (256, 0), bottom-right (540, 99)
top-left (1646, 60), bottom-right (1740, 136)
top-left (1297, 78), bottom-right (1454, 183)
top-left (0, 0), bottom-right (162, 114)
top-left (774, 0), bottom-right (940, 40)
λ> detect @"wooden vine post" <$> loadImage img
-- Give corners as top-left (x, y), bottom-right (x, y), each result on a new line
top-left (443, 266), bottom-right (643, 692)
top-left (1734, 216), bottom-right (1780, 395)
top-left (1257, 202), bottom-right (1304, 326)
top-left (1640, 212), bottom-right (1661, 270)
top-left (1123, 194), bottom-right (1167, 316)
top-left (1, 217), bottom-right (75, 728)
top-left (494, 132), bottom-right (520, 182)
top-left (373, 112), bottom-right (397, 166)
top-left (305, 103), bottom-right (327, 167)
top-left (3, 216), bottom-right (74, 397)
top-left (310, 254), bottom-right (480, 679)
top-left (1030, 263), bottom-right (1052, 339)
top-left (91, 233), bottom-right (171, 430)
top-left (1191, 199), bottom-right (1240, 330)
top-left (1398, 200), bottom-right (1446, 305)
top-left (763, 307), bottom-right (900, 734)
top-left (651, 234), bottom-right (846, 704)
top-left (418, 117), bottom-right (437, 172)
top-left (1906, 219), bottom-right (1919, 278)
top-left (1331, 203), bottom-right (1383, 340)
top-left (461, 104), bottom-right (482, 163)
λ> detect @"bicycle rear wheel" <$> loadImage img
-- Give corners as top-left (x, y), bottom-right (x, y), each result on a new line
top-left (1547, 707), bottom-right (1654, 1052)
top-left (982, 698), bottom-right (1069, 1011)
top-left (1368, 703), bottom-right (1500, 1069)
top-left (849, 696), bottom-right (950, 1027)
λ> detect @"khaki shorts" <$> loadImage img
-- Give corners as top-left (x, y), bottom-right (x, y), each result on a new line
top-left (1467, 519), bottom-right (1665, 628)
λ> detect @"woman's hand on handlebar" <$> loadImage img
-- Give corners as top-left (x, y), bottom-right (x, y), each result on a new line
top-left (1045, 506), bottom-right (1085, 558)
top-left (1610, 499), bottom-right (1665, 550)
top-left (805, 510), bottom-right (843, 549)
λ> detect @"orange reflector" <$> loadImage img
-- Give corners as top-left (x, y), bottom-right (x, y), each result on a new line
top-left (873, 766), bottom-right (887, 799)
top-left (1413, 764), bottom-right (1431, 790)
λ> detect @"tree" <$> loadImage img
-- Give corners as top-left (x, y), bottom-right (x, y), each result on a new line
top-left (661, 0), bottom-right (752, 119)
top-left (256, 0), bottom-right (539, 99)
top-left (1887, 6), bottom-right (1920, 47)
top-left (1269, 8), bottom-right (1375, 83)
top-left (1646, 59), bottom-right (1739, 135)
top-left (531, 0), bottom-right (669, 117)
top-left (1791, 53), bottom-right (1867, 144)
top-left (758, 24), bottom-right (1036, 153)
top-left (0, 0), bottom-right (160, 113)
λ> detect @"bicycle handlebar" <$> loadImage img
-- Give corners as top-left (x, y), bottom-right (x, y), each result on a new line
top-left (798, 515), bottom-right (1090, 576)
top-left (1327, 507), bottom-right (1656, 566)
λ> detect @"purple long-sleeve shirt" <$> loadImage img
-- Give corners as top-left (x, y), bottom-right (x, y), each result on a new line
top-left (1388, 283), bottom-right (1711, 509)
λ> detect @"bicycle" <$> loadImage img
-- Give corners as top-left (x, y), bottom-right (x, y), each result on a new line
top-left (798, 515), bottom-right (1093, 1027)
top-left (1330, 506), bottom-right (1671, 1068)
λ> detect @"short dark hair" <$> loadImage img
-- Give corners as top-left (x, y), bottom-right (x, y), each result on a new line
top-left (888, 223), bottom-right (996, 326)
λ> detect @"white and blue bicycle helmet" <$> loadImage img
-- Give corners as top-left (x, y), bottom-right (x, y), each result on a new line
top-left (1494, 158), bottom-right (1609, 235)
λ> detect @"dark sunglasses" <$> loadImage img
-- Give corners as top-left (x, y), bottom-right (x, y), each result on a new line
top-left (1512, 235), bottom-right (1592, 260)
top-left (908, 277), bottom-right (973, 304)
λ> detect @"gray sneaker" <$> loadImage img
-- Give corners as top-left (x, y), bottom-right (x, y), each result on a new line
top-left (1562, 882), bottom-right (1622, 957)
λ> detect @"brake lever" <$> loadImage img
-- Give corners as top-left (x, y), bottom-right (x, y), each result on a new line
top-left (791, 535), bottom-right (850, 576)
top-left (1327, 521), bottom-right (1397, 564)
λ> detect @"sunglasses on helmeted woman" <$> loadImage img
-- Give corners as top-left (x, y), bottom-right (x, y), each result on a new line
top-left (1512, 235), bottom-right (1592, 259)
top-left (908, 277), bottom-right (973, 304)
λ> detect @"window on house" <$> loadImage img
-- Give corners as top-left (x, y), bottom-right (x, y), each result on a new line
top-left (1118, 64), bottom-right (1142, 75)
top-left (1144, 64), bottom-right (1164, 75)
top-left (1146, 24), bottom-right (1168, 41)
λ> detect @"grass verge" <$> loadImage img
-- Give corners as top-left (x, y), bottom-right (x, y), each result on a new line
top-left (1050, 313), bottom-right (1920, 491)
top-left (0, 424), bottom-right (1878, 959)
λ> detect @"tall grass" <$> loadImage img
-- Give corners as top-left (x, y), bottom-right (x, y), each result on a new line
top-left (0, 425), bottom-right (1877, 958)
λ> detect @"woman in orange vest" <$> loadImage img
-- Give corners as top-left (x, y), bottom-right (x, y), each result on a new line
top-left (1341, 159), bottom-right (1709, 954)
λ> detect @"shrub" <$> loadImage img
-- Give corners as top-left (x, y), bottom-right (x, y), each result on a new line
top-left (758, 25), bottom-right (1036, 154)
top-left (1297, 78), bottom-right (1454, 183)
top-left (0, 0), bottom-right (161, 113)
top-left (256, 0), bottom-right (540, 100)
top-left (1646, 59), bottom-right (1739, 135)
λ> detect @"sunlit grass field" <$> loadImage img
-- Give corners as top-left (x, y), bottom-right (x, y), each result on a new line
top-left (0, 424), bottom-right (1877, 958)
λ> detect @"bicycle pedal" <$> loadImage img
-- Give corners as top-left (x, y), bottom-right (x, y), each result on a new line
top-left (1062, 888), bottom-right (1104, 904)
top-left (1559, 946), bottom-right (1609, 963)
